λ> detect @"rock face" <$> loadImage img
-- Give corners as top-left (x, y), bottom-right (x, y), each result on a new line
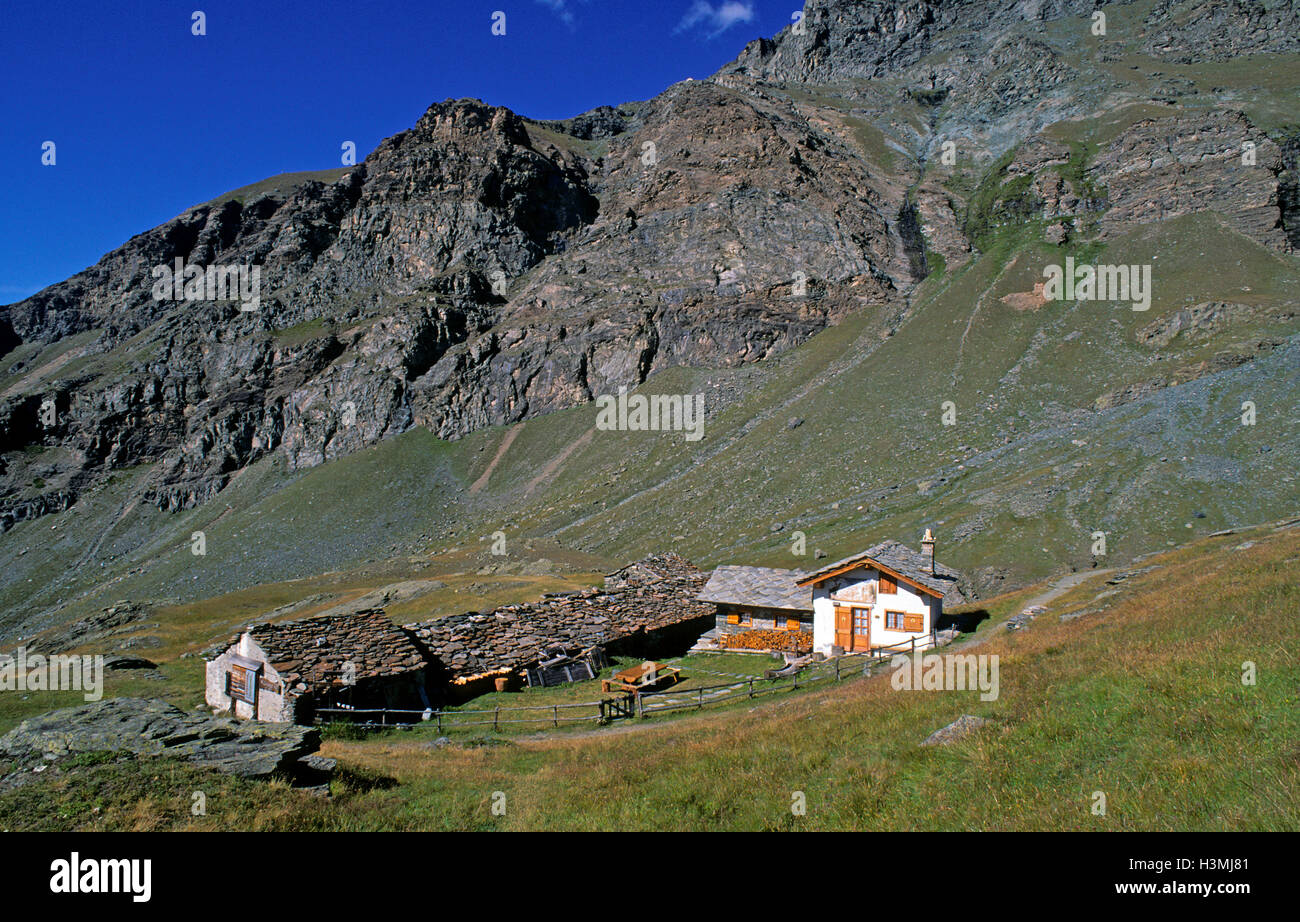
top-left (0, 697), bottom-right (325, 781)
top-left (0, 86), bottom-right (904, 522)
top-left (1091, 112), bottom-right (1290, 249)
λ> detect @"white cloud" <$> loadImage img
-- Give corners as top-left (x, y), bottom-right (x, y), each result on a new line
top-left (535, 0), bottom-right (576, 27)
top-left (676, 1), bottom-right (756, 38)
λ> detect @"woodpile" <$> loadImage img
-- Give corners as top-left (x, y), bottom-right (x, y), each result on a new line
top-left (719, 629), bottom-right (813, 653)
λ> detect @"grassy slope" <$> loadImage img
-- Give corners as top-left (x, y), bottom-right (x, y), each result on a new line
top-left (3, 520), bottom-right (1295, 831)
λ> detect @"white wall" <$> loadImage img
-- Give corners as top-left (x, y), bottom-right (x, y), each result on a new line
top-left (204, 634), bottom-right (294, 722)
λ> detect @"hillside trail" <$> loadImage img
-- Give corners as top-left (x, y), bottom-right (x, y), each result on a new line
top-left (525, 427), bottom-right (595, 495)
top-left (1021, 567), bottom-right (1117, 610)
top-left (47, 462), bottom-right (260, 625)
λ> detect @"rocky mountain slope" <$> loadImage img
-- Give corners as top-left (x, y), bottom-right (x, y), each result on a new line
top-left (1, 0), bottom-right (1298, 642)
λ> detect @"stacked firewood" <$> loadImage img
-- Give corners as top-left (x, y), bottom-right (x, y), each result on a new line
top-left (720, 630), bottom-right (813, 653)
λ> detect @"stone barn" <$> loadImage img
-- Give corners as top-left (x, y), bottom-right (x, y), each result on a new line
top-left (407, 553), bottom-right (714, 701)
top-left (204, 609), bottom-right (431, 723)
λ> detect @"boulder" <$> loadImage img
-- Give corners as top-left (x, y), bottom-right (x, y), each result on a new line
top-left (921, 714), bottom-right (990, 747)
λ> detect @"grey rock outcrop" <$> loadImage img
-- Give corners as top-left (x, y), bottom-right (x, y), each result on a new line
top-left (0, 697), bottom-right (325, 782)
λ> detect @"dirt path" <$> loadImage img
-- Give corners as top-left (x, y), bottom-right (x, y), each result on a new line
top-left (949, 257), bottom-right (1015, 390)
top-left (470, 425), bottom-right (522, 494)
top-left (1021, 567), bottom-right (1117, 611)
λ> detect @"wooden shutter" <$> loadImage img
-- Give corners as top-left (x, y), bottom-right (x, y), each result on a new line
top-left (786, 619), bottom-right (802, 631)
top-left (228, 663), bottom-right (260, 704)
top-left (903, 612), bottom-right (924, 632)
top-left (880, 573), bottom-right (898, 594)
top-left (228, 666), bottom-right (246, 702)
top-left (727, 613), bottom-right (740, 625)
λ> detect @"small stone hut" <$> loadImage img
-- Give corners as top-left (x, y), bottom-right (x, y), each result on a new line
top-left (204, 609), bottom-right (431, 723)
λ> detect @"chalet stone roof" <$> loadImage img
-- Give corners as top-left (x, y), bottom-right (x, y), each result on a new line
top-left (207, 609), bottom-right (426, 693)
top-left (797, 541), bottom-right (968, 607)
top-left (697, 566), bottom-right (813, 612)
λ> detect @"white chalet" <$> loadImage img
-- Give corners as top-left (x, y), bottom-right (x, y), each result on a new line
top-left (797, 530), bottom-right (967, 656)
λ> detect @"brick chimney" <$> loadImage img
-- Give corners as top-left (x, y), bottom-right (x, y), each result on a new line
top-left (921, 528), bottom-right (936, 574)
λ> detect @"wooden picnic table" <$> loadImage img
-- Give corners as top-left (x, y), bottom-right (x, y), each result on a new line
top-left (601, 660), bottom-right (681, 693)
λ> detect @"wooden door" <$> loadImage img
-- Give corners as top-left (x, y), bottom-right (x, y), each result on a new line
top-left (834, 605), bottom-right (852, 649)
top-left (852, 607), bottom-right (871, 652)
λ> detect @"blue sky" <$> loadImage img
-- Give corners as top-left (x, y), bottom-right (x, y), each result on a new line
top-left (1, 0), bottom-right (792, 303)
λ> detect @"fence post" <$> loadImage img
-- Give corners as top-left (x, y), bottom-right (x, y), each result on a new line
top-left (553, 705), bottom-right (559, 728)
top-left (494, 706), bottom-right (500, 732)
top-left (635, 692), bottom-right (643, 718)
top-left (749, 678), bottom-right (754, 698)
top-left (698, 687), bottom-right (704, 710)
top-left (835, 658), bottom-right (841, 682)
top-left (437, 710), bottom-right (443, 734)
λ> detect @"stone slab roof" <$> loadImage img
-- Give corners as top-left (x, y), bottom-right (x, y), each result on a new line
top-left (797, 540), bottom-right (967, 607)
top-left (208, 609), bottom-right (426, 693)
top-left (604, 552), bottom-right (703, 590)
top-left (697, 566), bottom-right (813, 611)
top-left (408, 556), bottom-right (712, 682)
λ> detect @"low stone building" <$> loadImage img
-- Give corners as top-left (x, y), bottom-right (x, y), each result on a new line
top-left (407, 553), bottom-right (714, 699)
top-left (697, 565), bottom-right (813, 634)
top-left (204, 609), bottom-right (431, 723)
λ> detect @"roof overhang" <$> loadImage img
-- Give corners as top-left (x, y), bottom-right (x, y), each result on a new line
top-left (795, 555), bottom-right (944, 599)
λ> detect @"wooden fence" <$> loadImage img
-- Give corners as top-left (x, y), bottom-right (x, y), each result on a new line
top-left (314, 632), bottom-right (940, 731)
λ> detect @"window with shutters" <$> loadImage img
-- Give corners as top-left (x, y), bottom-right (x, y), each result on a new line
top-left (226, 655), bottom-right (262, 705)
top-left (885, 610), bottom-right (907, 631)
top-left (879, 573), bottom-right (898, 594)
top-left (227, 665), bottom-right (256, 704)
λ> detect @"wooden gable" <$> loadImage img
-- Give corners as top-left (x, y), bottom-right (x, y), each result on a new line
top-left (797, 557), bottom-right (942, 599)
